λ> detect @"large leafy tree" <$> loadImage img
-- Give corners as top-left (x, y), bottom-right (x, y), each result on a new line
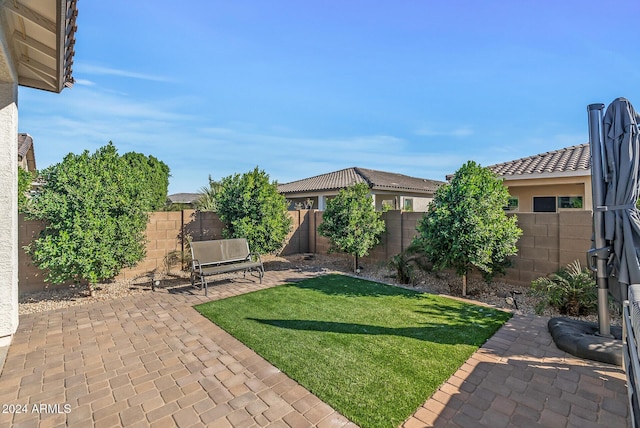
top-left (25, 142), bottom-right (170, 295)
top-left (216, 167), bottom-right (292, 254)
top-left (318, 183), bottom-right (386, 272)
top-left (412, 161), bottom-right (522, 296)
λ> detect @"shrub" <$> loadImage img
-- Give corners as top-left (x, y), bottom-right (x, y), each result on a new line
top-left (18, 167), bottom-right (35, 213)
top-left (121, 151), bottom-right (170, 211)
top-left (25, 143), bottom-right (169, 295)
top-left (530, 260), bottom-right (598, 316)
top-left (216, 167), bottom-right (292, 254)
top-left (388, 247), bottom-right (431, 285)
top-left (389, 252), bottom-right (415, 284)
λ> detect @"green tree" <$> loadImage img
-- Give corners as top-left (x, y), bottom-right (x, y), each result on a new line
top-left (412, 161), bottom-right (522, 296)
top-left (18, 167), bottom-right (35, 213)
top-left (195, 175), bottom-right (223, 211)
top-left (121, 151), bottom-right (170, 211)
top-left (25, 142), bottom-right (169, 295)
top-left (216, 167), bottom-right (292, 254)
top-left (317, 183), bottom-right (386, 272)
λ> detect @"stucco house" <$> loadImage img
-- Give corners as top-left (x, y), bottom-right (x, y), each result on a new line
top-left (278, 167), bottom-right (444, 211)
top-left (0, 0), bottom-right (77, 347)
top-left (487, 144), bottom-right (591, 213)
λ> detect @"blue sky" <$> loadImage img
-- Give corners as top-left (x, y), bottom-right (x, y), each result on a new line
top-left (18, 1), bottom-right (640, 194)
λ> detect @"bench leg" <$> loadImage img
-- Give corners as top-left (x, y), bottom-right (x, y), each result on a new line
top-left (245, 268), bottom-right (264, 284)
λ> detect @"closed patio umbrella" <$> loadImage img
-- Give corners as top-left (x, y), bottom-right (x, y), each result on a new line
top-left (602, 97), bottom-right (640, 305)
top-left (544, 100), bottom-right (634, 365)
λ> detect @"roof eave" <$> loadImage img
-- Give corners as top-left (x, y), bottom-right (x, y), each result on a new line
top-left (6, 0), bottom-right (77, 93)
top-left (499, 169), bottom-right (591, 181)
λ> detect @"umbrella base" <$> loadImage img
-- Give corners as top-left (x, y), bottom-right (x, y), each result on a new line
top-left (548, 317), bottom-right (622, 366)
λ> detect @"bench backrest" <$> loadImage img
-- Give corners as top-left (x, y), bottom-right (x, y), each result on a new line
top-left (190, 238), bottom-right (251, 265)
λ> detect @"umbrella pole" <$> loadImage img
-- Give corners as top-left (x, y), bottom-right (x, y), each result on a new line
top-left (587, 103), bottom-right (611, 337)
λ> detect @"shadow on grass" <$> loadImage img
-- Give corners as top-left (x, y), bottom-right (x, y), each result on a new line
top-left (247, 316), bottom-right (505, 347)
top-left (286, 273), bottom-right (424, 298)
top-left (413, 300), bottom-right (506, 319)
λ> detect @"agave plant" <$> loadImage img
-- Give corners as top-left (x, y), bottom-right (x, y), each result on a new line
top-left (530, 260), bottom-right (598, 316)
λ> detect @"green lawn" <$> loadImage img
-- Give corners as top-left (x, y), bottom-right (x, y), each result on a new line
top-left (195, 274), bottom-right (511, 428)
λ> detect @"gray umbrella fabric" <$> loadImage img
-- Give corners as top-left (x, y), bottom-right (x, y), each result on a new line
top-left (602, 97), bottom-right (640, 303)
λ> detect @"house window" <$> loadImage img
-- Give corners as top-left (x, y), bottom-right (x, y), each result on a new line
top-left (558, 196), bottom-right (583, 209)
top-left (382, 199), bottom-right (396, 210)
top-left (533, 196), bottom-right (556, 213)
top-left (403, 198), bottom-right (413, 211)
top-left (504, 197), bottom-right (519, 212)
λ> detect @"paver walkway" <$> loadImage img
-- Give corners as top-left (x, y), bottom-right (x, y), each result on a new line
top-left (403, 315), bottom-right (629, 427)
top-left (0, 267), bottom-right (631, 427)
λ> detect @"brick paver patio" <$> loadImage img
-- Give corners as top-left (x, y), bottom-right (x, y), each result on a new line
top-left (0, 268), bottom-right (631, 427)
top-left (403, 315), bottom-right (629, 427)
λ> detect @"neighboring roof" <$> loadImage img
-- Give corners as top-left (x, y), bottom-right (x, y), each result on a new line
top-left (1, 0), bottom-right (77, 92)
top-left (488, 143), bottom-right (590, 178)
top-left (17, 133), bottom-right (35, 170)
top-left (278, 167), bottom-right (444, 194)
top-left (168, 193), bottom-right (201, 204)
top-left (17, 133), bottom-right (33, 159)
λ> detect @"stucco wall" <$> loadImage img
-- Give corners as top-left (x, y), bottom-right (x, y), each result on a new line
top-left (0, 82), bottom-right (19, 342)
top-left (504, 175), bottom-right (592, 212)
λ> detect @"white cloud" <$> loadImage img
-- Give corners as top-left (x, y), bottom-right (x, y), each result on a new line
top-left (75, 64), bottom-right (174, 83)
top-left (414, 126), bottom-right (474, 137)
top-left (19, 88), bottom-right (475, 193)
top-left (74, 79), bottom-right (96, 86)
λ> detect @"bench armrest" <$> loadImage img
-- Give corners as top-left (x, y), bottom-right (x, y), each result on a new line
top-left (247, 252), bottom-right (263, 263)
top-left (191, 258), bottom-right (203, 273)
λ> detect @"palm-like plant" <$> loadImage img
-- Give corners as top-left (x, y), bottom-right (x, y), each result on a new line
top-left (195, 176), bottom-right (223, 211)
top-left (530, 260), bottom-right (598, 316)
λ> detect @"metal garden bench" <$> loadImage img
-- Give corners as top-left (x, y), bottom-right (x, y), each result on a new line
top-left (189, 238), bottom-right (264, 296)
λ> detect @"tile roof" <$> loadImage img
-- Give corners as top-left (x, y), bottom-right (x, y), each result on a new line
top-left (17, 133), bottom-right (33, 160)
top-left (168, 193), bottom-right (201, 204)
top-left (488, 143), bottom-right (590, 177)
top-left (278, 167), bottom-right (444, 194)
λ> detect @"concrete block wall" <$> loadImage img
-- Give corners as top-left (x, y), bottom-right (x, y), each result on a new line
top-left (183, 210), bottom-right (223, 242)
top-left (18, 215), bottom-right (49, 293)
top-left (558, 210), bottom-right (592, 267)
top-left (307, 210), bottom-right (422, 265)
top-left (312, 210), bottom-right (332, 255)
top-left (281, 210), bottom-right (310, 255)
top-left (118, 210), bottom-right (228, 280)
top-left (307, 210), bottom-right (591, 287)
top-left (117, 211), bottom-right (185, 280)
top-left (18, 210), bottom-right (223, 293)
top-left (504, 213), bottom-right (560, 286)
top-left (18, 209), bottom-right (594, 292)
top-left (502, 212), bottom-right (591, 287)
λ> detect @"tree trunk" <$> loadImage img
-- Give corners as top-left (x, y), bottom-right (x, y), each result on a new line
top-left (354, 254), bottom-right (359, 273)
top-left (462, 274), bottom-right (467, 297)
